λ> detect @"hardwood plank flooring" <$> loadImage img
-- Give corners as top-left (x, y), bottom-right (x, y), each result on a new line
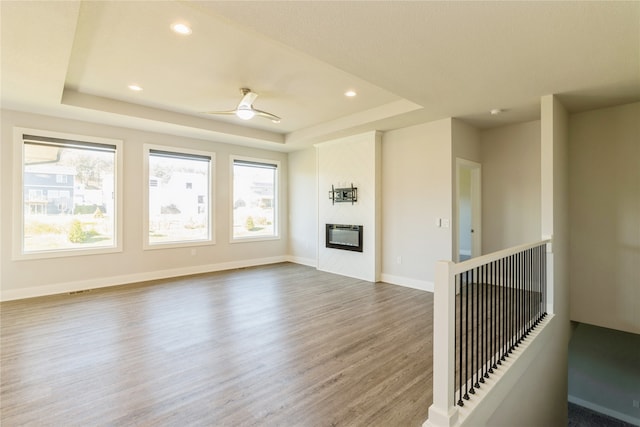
top-left (1, 263), bottom-right (434, 426)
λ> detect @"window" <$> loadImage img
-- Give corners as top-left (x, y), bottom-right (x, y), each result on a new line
top-left (144, 145), bottom-right (214, 248)
top-left (231, 156), bottom-right (279, 241)
top-left (14, 129), bottom-right (123, 258)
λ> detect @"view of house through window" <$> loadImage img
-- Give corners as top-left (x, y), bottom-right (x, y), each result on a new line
top-left (21, 135), bottom-right (117, 254)
top-left (147, 148), bottom-right (212, 245)
top-left (232, 158), bottom-right (278, 240)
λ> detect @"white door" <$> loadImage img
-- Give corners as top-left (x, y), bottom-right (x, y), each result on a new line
top-left (456, 159), bottom-right (482, 262)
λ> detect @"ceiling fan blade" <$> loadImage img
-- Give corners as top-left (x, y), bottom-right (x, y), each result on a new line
top-left (252, 108), bottom-right (281, 123)
top-left (201, 110), bottom-right (237, 115)
top-left (238, 91), bottom-right (258, 108)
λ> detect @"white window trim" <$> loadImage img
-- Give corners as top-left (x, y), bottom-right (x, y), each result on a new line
top-left (143, 143), bottom-right (216, 250)
top-left (230, 155), bottom-right (280, 243)
top-left (12, 127), bottom-right (124, 260)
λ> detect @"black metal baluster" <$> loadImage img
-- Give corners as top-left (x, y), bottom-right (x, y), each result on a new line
top-left (488, 260), bottom-right (492, 371)
top-left (523, 250), bottom-right (527, 336)
top-left (520, 252), bottom-right (523, 344)
top-left (518, 251), bottom-right (523, 344)
top-left (539, 245), bottom-right (543, 320)
top-left (529, 248), bottom-right (533, 332)
top-left (538, 245), bottom-right (542, 322)
top-left (517, 252), bottom-right (522, 345)
top-left (492, 260), bottom-right (497, 371)
top-left (540, 245), bottom-right (544, 321)
top-left (464, 269), bottom-right (470, 401)
top-left (496, 259), bottom-right (504, 368)
top-left (530, 248), bottom-right (534, 330)
top-left (543, 244), bottom-right (547, 318)
top-left (477, 266), bottom-right (481, 387)
top-left (532, 247), bottom-right (537, 327)
top-left (528, 249), bottom-right (532, 329)
top-left (507, 255), bottom-right (513, 357)
top-left (499, 257), bottom-right (505, 364)
top-left (484, 263), bottom-right (489, 381)
top-left (540, 244), bottom-right (547, 319)
top-left (529, 249), bottom-right (536, 330)
top-left (544, 244), bottom-right (547, 317)
top-left (510, 254), bottom-right (515, 353)
top-left (483, 263), bottom-right (488, 378)
top-left (525, 250), bottom-right (529, 337)
top-left (457, 273), bottom-right (463, 406)
top-left (470, 267), bottom-right (476, 394)
top-left (480, 264), bottom-right (484, 383)
top-left (490, 261), bottom-right (494, 372)
top-left (488, 261), bottom-right (492, 372)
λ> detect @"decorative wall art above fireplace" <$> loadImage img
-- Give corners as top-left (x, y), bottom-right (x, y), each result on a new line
top-left (329, 184), bottom-right (357, 205)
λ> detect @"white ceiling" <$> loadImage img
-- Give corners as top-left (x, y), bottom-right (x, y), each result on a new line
top-left (2, 1), bottom-right (639, 152)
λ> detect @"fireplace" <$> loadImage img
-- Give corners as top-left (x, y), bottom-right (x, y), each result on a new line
top-left (326, 224), bottom-right (363, 252)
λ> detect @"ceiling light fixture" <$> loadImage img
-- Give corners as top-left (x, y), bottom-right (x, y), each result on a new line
top-left (235, 106), bottom-right (255, 120)
top-left (490, 108), bottom-right (503, 115)
top-left (345, 90), bottom-right (357, 97)
top-left (171, 23), bottom-right (192, 35)
top-left (128, 84), bottom-right (143, 91)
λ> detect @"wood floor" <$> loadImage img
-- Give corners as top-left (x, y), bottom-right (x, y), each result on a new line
top-left (1, 263), bottom-right (434, 426)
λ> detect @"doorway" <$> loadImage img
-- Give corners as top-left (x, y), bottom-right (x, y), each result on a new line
top-left (456, 159), bottom-right (481, 262)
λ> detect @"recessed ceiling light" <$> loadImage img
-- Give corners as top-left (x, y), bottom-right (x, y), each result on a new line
top-left (128, 84), bottom-right (143, 92)
top-left (345, 90), bottom-right (357, 97)
top-left (171, 23), bottom-right (192, 35)
top-left (490, 108), bottom-right (503, 115)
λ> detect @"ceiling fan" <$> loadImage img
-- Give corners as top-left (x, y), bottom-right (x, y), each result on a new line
top-left (204, 88), bottom-right (281, 123)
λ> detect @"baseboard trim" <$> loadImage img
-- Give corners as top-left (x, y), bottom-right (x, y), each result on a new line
top-left (286, 255), bottom-right (317, 268)
top-left (0, 256), bottom-right (289, 301)
top-left (568, 395), bottom-right (640, 426)
top-left (380, 273), bottom-right (434, 292)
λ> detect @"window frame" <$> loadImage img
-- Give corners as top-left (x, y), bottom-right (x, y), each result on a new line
top-left (143, 144), bottom-right (216, 250)
top-left (230, 155), bottom-right (280, 243)
top-left (12, 127), bottom-right (123, 260)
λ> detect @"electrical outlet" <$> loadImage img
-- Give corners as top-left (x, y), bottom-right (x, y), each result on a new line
top-left (633, 399), bottom-right (639, 409)
top-left (397, 256), bottom-right (402, 265)
top-left (190, 248), bottom-right (197, 256)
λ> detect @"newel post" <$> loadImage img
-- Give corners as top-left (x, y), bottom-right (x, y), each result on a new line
top-left (544, 235), bottom-right (555, 315)
top-left (424, 261), bottom-right (458, 427)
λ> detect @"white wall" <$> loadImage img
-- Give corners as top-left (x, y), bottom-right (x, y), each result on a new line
top-left (316, 131), bottom-right (381, 282)
top-left (0, 109), bottom-right (288, 300)
top-left (380, 118), bottom-right (453, 291)
top-left (452, 118), bottom-right (481, 161)
top-left (480, 120), bottom-right (541, 253)
top-left (569, 102), bottom-right (640, 334)
top-left (287, 147), bottom-right (317, 266)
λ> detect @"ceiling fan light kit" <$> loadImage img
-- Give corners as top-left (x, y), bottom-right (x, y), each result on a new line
top-left (205, 88), bottom-right (281, 123)
top-left (236, 106), bottom-right (255, 120)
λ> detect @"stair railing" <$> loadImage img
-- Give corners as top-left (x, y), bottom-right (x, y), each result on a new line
top-left (426, 238), bottom-right (552, 427)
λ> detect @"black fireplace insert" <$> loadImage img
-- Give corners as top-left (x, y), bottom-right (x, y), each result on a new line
top-left (326, 224), bottom-right (363, 252)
